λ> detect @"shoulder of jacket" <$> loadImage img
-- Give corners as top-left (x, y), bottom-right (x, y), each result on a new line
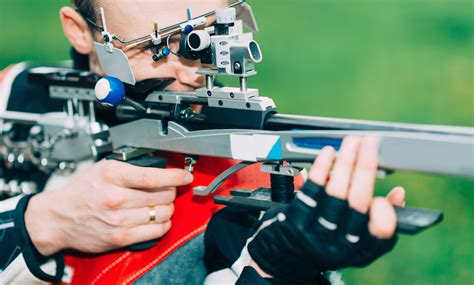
top-left (0, 62), bottom-right (30, 114)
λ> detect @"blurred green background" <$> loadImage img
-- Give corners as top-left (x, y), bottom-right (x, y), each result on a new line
top-left (1, 0), bottom-right (473, 284)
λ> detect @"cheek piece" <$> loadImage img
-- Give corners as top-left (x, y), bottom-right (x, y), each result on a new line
top-left (247, 180), bottom-right (398, 283)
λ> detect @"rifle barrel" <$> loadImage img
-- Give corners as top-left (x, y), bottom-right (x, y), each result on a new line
top-left (266, 113), bottom-right (473, 136)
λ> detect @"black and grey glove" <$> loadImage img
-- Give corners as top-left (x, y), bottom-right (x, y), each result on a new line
top-left (247, 180), bottom-right (397, 284)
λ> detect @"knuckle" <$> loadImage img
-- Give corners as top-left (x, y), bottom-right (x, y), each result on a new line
top-left (162, 169), bottom-right (186, 186)
top-left (100, 160), bottom-right (120, 181)
top-left (342, 148), bottom-right (357, 164)
top-left (101, 192), bottom-right (125, 209)
top-left (139, 171), bottom-right (156, 189)
top-left (349, 197), bottom-right (370, 213)
top-left (336, 165), bottom-right (353, 176)
top-left (145, 188), bottom-right (176, 206)
top-left (358, 160), bottom-right (377, 172)
top-left (325, 182), bottom-right (347, 199)
top-left (108, 230), bottom-right (129, 247)
top-left (371, 219), bottom-right (394, 238)
top-left (101, 159), bottom-right (119, 170)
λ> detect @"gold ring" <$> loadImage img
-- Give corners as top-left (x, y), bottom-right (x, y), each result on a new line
top-left (148, 205), bottom-right (156, 224)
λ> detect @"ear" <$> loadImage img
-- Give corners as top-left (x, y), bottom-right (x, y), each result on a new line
top-left (60, 7), bottom-right (95, 54)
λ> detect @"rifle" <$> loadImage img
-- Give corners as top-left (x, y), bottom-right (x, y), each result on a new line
top-left (1, 3), bottom-right (473, 236)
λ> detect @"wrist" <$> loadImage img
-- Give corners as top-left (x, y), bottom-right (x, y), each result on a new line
top-left (25, 192), bottom-right (65, 256)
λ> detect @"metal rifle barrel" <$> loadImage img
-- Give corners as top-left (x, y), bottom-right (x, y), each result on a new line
top-left (265, 113), bottom-right (474, 136)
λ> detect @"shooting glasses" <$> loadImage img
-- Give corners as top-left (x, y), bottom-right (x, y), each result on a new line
top-left (77, 0), bottom-right (258, 85)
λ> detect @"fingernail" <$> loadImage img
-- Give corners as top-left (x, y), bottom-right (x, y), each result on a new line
top-left (184, 172), bottom-right (194, 183)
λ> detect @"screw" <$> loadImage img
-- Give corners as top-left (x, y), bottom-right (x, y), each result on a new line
top-left (185, 157), bottom-right (197, 173)
top-left (207, 91), bottom-right (212, 96)
top-left (234, 62), bottom-right (241, 71)
top-left (180, 108), bottom-right (195, 119)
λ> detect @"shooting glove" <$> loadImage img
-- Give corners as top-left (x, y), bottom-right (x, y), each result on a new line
top-left (247, 180), bottom-right (397, 283)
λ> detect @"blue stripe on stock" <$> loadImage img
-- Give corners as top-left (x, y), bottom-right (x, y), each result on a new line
top-left (292, 137), bottom-right (343, 151)
top-left (267, 139), bottom-right (283, 160)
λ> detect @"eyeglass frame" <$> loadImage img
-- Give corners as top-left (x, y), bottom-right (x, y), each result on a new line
top-left (75, 0), bottom-right (246, 54)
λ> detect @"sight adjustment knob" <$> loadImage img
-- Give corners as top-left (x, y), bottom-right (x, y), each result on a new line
top-left (216, 7), bottom-right (236, 25)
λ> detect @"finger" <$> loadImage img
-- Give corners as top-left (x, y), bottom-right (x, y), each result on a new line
top-left (126, 187), bottom-right (177, 208)
top-left (325, 136), bottom-right (361, 199)
top-left (99, 186), bottom-right (176, 209)
top-left (108, 221), bottom-right (172, 248)
top-left (368, 197), bottom-right (397, 239)
top-left (103, 204), bottom-right (174, 227)
top-left (386, 186), bottom-right (406, 207)
top-left (293, 147), bottom-right (336, 218)
top-left (101, 160), bottom-right (193, 189)
top-left (347, 136), bottom-right (379, 213)
top-left (308, 146), bottom-right (337, 186)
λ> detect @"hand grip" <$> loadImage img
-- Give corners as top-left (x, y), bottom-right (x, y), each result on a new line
top-left (394, 206), bottom-right (443, 234)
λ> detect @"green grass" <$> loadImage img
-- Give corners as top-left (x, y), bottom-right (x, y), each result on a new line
top-left (1, 0), bottom-right (473, 284)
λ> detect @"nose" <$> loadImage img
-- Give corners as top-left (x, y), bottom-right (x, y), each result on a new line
top-left (165, 54), bottom-right (205, 90)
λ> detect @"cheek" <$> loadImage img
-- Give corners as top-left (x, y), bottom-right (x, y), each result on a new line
top-left (126, 56), bottom-right (205, 88)
top-left (174, 60), bottom-right (205, 81)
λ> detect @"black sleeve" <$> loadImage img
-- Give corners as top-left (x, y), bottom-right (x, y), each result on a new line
top-left (236, 266), bottom-right (332, 285)
top-left (204, 206), bottom-right (331, 285)
top-left (6, 67), bottom-right (63, 114)
top-left (0, 198), bottom-right (21, 271)
top-left (204, 206), bottom-right (261, 273)
top-left (0, 195), bottom-right (65, 281)
top-left (236, 266), bottom-right (273, 285)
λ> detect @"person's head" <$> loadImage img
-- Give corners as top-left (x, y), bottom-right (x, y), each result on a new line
top-left (61, 0), bottom-right (228, 91)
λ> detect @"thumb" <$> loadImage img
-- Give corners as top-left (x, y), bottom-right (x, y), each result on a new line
top-left (386, 186), bottom-right (406, 207)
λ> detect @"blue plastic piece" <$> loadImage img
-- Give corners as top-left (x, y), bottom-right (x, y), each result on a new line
top-left (184, 24), bottom-right (194, 34)
top-left (152, 47), bottom-right (171, 62)
top-left (94, 76), bottom-right (126, 106)
top-left (162, 47), bottom-right (171, 56)
top-left (187, 8), bottom-right (192, 20)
